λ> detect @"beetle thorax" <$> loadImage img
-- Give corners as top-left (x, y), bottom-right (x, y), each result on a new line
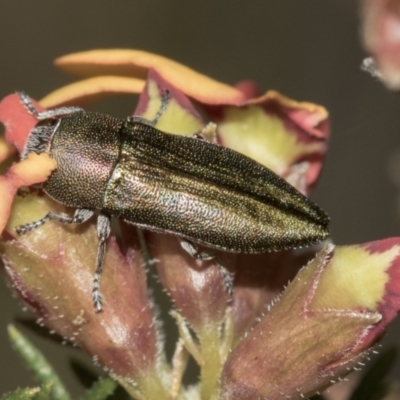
top-left (42, 112), bottom-right (123, 210)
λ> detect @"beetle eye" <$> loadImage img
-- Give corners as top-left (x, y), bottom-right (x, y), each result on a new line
top-left (20, 123), bottom-right (58, 160)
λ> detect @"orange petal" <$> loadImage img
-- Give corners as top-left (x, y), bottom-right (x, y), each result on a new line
top-left (40, 76), bottom-right (145, 108)
top-left (0, 134), bottom-right (16, 164)
top-left (11, 153), bottom-right (57, 186)
top-left (55, 49), bottom-right (246, 105)
top-left (0, 178), bottom-right (16, 236)
top-left (0, 153), bottom-right (57, 234)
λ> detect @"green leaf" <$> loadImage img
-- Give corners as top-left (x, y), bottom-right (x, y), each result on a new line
top-left (1, 384), bottom-right (54, 400)
top-left (81, 377), bottom-right (118, 400)
top-left (0, 388), bottom-right (40, 400)
top-left (7, 325), bottom-right (71, 400)
top-left (349, 347), bottom-right (397, 400)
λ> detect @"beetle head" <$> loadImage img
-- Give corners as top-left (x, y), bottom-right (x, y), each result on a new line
top-left (20, 119), bottom-right (59, 161)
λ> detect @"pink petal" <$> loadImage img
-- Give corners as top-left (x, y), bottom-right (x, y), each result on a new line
top-left (362, 0), bottom-right (400, 89)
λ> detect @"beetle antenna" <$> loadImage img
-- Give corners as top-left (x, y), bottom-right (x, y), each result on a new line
top-left (126, 89), bottom-right (170, 127)
top-left (17, 91), bottom-right (40, 117)
top-left (17, 91), bottom-right (83, 121)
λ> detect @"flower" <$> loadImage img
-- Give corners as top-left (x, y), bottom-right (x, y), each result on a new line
top-left (44, 49), bottom-right (329, 195)
top-left (1, 49), bottom-right (399, 399)
top-left (361, 0), bottom-right (400, 89)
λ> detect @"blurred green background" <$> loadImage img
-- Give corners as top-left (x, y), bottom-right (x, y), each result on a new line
top-left (1, 0), bottom-right (400, 397)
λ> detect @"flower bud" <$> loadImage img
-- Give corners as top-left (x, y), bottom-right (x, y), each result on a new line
top-left (230, 247), bottom-right (319, 342)
top-left (147, 232), bottom-right (228, 331)
top-left (221, 239), bottom-right (400, 399)
top-left (1, 194), bottom-right (165, 394)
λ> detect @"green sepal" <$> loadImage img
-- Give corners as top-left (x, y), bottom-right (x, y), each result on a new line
top-left (7, 325), bottom-right (71, 400)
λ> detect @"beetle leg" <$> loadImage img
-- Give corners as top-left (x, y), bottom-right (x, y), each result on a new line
top-left (192, 122), bottom-right (218, 143)
top-left (179, 239), bottom-right (233, 297)
top-left (17, 91), bottom-right (82, 120)
top-left (152, 89), bottom-right (170, 125)
top-left (16, 208), bottom-right (94, 235)
top-left (92, 213), bottom-right (111, 313)
top-left (127, 89), bottom-right (170, 127)
top-left (127, 115), bottom-right (156, 126)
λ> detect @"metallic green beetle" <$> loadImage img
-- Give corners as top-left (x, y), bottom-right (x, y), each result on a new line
top-left (16, 91), bottom-right (329, 312)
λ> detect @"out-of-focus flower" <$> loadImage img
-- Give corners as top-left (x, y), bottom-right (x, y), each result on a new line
top-left (0, 49), bottom-right (399, 399)
top-left (361, 0), bottom-right (400, 89)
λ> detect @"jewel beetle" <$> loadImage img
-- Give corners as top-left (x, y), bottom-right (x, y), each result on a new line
top-left (15, 91), bottom-right (330, 312)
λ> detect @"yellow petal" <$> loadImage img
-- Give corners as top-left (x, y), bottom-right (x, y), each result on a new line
top-left (0, 153), bottom-right (57, 234)
top-left (137, 78), bottom-right (203, 135)
top-left (217, 104), bottom-right (323, 176)
top-left (311, 244), bottom-right (399, 311)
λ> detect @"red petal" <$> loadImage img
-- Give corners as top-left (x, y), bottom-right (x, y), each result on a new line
top-left (0, 94), bottom-right (44, 153)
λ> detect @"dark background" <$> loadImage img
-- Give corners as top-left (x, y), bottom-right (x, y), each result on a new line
top-left (1, 0), bottom-right (400, 397)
